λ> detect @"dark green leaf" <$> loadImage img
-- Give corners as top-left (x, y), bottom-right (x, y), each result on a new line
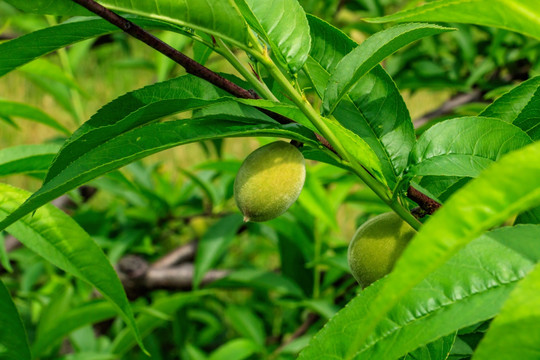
top-left (516, 206), bottom-right (540, 225)
top-left (0, 279), bottom-right (31, 360)
top-left (44, 75), bottom-right (268, 185)
top-left (225, 306), bottom-right (266, 347)
top-left (403, 333), bottom-right (456, 360)
top-left (273, 216), bottom-right (314, 295)
top-left (473, 258), bottom-right (540, 359)
top-left (298, 173), bottom-right (339, 230)
top-left (409, 117), bottom-right (533, 177)
top-left (299, 225), bottom-right (540, 360)
top-left (0, 17), bottom-right (193, 78)
top-left (322, 23), bottom-right (453, 115)
top-left (324, 116), bottom-right (387, 185)
top-left (180, 168), bottom-right (220, 208)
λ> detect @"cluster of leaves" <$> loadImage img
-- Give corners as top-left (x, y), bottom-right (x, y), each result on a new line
top-left (0, 0), bottom-right (539, 359)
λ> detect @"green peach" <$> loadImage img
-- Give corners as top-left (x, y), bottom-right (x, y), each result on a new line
top-left (234, 141), bottom-right (306, 222)
top-left (348, 212), bottom-right (416, 288)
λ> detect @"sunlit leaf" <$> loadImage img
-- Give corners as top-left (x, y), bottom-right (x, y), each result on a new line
top-left (409, 117), bottom-right (532, 177)
top-left (322, 23), bottom-right (452, 115)
top-left (0, 144), bottom-right (61, 177)
top-left (481, 76), bottom-right (540, 140)
top-left (235, 0), bottom-right (311, 72)
top-left (367, 0), bottom-right (540, 40)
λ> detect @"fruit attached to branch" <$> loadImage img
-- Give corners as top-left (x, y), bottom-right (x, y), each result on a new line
top-left (234, 141), bottom-right (306, 222)
top-left (348, 212), bottom-right (416, 288)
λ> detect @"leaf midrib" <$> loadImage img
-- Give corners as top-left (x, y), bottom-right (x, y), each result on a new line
top-left (355, 274), bottom-right (524, 358)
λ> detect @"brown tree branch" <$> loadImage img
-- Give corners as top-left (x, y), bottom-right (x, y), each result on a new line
top-left (117, 254), bottom-right (228, 299)
top-left (69, 0), bottom-right (440, 219)
top-left (71, 0), bottom-right (256, 100)
top-left (414, 89), bottom-right (483, 129)
top-left (70, 0), bottom-right (297, 127)
top-left (150, 241), bottom-right (197, 270)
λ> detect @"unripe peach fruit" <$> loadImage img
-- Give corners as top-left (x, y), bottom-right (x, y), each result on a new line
top-left (234, 141), bottom-right (305, 222)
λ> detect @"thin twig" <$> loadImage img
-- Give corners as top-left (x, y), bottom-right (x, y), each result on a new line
top-left (69, 0), bottom-right (441, 219)
top-left (407, 186), bottom-right (441, 215)
top-left (116, 255), bottom-right (228, 299)
top-left (151, 241), bottom-right (197, 270)
top-left (71, 0), bottom-right (256, 100)
top-left (271, 313), bottom-right (319, 358)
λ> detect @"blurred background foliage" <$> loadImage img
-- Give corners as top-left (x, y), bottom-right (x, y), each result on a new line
top-left (0, 0), bottom-right (538, 358)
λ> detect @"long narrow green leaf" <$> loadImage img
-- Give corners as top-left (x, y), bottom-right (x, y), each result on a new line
top-left (0, 279), bottom-right (31, 360)
top-left (299, 225), bottom-right (540, 359)
top-left (0, 119), bottom-right (317, 233)
top-left (409, 117), bottom-right (533, 177)
top-left (5, 0), bottom-right (250, 50)
top-left (234, 0), bottom-right (311, 73)
top-left (0, 144), bottom-right (61, 177)
top-left (225, 306), bottom-right (266, 347)
top-left (0, 17), bottom-right (190, 78)
top-left (322, 23), bottom-right (453, 116)
top-left (0, 183), bottom-right (145, 353)
top-left (516, 206), bottom-right (540, 225)
top-left (473, 261), bottom-right (540, 360)
top-left (0, 100), bottom-right (69, 134)
top-left (366, 0), bottom-right (540, 40)
top-left (32, 300), bottom-right (118, 356)
top-left (480, 76), bottom-right (540, 140)
top-left (312, 141), bottom-right (540, 359)
top-left (305, 15), bottom-right (415, 187)
top-left (44, 75), bottom-right (266, 185)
